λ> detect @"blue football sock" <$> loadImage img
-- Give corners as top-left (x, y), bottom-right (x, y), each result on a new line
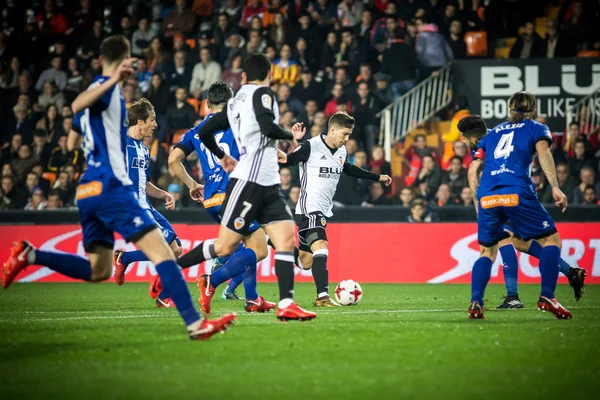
top-left (155, 260), bottom-right (200, 326)
top-left (243, 262), bottom-right (258, 300)
top-left (121, 250), bottom-right (147, 266)
top-left (226, 275), bottom-right (244, 293)
top-left (525, 240), bottom-right (570, 276)
top-left (34, 250), bottom-right (92, 281)
top-left (471, 256), bottom-right (493, 304)
top-left (539, 245), bottom-right (561, 299)
top-left (558, 258), bottom-right (570, 276)
top-left (211, 248), bottom-right (256, 288)
top-left (499, 244), bottom-right (519, 296)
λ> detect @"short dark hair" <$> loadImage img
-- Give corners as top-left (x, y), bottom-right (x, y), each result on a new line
top-left (244, 53), bottom-right (272, 82)
top-left (415, 133), bottom-right (426, 142)
top-left (48, 190), bottom-right (60, 198)
top-left (450, 155), bottom-right (463, 165)
top-left (457, 115), bottom-right (488, 139)
top-left (34, 129), bottom-right (47, 138)
top-left (127, 98), bottom-right (155, 126)
top-left (584, 184), bottom-right (596, 192)
top-left (328, 111), bottom-right (355, 129)
top-left (207, 81), bottom-right (234, 107)
top-left (100, 35), bottom-right (130, 64)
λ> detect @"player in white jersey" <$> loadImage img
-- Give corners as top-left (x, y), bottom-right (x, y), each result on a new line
top-left (279, 112), bottom-right (392, 306)
top-left (174, 53), bottom-right (316, 322)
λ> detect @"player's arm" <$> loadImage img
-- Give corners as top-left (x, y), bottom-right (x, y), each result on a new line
top-left (253, 87), bottom-right (297, 144)
top-left (195, 109), bottom-right (230, 159)
top-left (279, 142), bottom-right (311, 167)
top-left (67, 113), bottom-right (83, 152)
top-left (168, 145), bottom-right (204, 202)
top-left (468, 158), bottom-right (482, 208)
top-left (146, 182), bottom-right (175, 210)
top-left (536, 138), bottom-right (567, 212)
top-left (71, 58), bottom-right (136, 114)
top-left (343, 159), bottom-right (392, 186)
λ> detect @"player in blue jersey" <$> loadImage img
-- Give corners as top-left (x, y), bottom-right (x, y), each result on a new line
top-left (168, 81), bottom-right (276, 314)
top-left (460, 116), bottom-right (586, 310)
top-left (459, 91), bottom-right (572, 320)
top-left (107, 98), bottom-right (183, 308)
top-left (0, 36), bottom-right (235, 339)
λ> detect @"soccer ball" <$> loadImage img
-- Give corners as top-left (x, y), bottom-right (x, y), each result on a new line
top-left (334, 280), bottom-right (363, 306)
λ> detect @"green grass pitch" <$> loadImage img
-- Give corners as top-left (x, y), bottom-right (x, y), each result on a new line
top-left (1, 282), bottom-right (599, 400)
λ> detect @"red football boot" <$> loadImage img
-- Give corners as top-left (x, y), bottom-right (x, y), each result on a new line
top-left (276, 301), bottom-right (316, 322)
top-left (155, 297), bottom-right (175, 308)
top-left (468, 301), bottom-right (485, 319)
top-left (149, 274), bottom-right (163, 299)
top-left (188, 313), bottom-right (237, 340)
top-left (1, 240), bottom-right (34, 289)
top-left (244, 296), bottom-right (277, 313)
top-left (537, 296), bottom-right (573, 319)
top-left (113, 250), bottom-right (126, 286)
top-left (197, 274), bottom-right (215, 314)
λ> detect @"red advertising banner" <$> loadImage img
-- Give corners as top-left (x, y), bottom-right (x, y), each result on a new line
top-left (0, 223), bottom-right (598, 284)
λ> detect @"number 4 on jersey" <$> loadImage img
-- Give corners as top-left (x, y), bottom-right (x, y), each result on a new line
top-left (494, 131), bottom-right (515, 160)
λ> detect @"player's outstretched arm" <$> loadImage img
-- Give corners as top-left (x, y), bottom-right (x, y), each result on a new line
top-left (67, 129), bottom-right (80, 152)
top-left (536, 140), bottom-right (567, 212)
top-left (71, 57), bottom-right (136, 114)
top-left (168, 147), bottom-right (204, 202)
top-left (279, 142), bottom-right (311, 167)
top-left (342, 161), bottom-right (387, 184)
top-left (146, 182), bottom-right (176, 210)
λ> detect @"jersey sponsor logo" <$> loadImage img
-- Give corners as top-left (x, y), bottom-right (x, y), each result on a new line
top-left (318, 166), bottom-right (342, 179)
top-left (204, 193), bottom-right (226, 208)
top-left (234, 217), bottom-right (246, 230)
top-left (261, 94), bottom-right (272, 109)
top-left (75, 181), bottom-right (103, 200)
top-left (480, 194), bottom-right (519, 209)
top-left (490, 163), bottom-right (515, 176)
top-left (131, 156), bottom-right (149, 170)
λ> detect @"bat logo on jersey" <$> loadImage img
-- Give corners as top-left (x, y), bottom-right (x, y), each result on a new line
top-left (319, 166), bottom-right (342, 178)
top-left (234, 217), bottom-right (245, 230)
top-left (131, 157), bottom-right (149, 170)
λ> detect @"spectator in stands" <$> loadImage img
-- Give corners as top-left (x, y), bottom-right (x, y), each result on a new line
top-left (269, 12), bottom-right (290, 49)
top-left (52, 169), bottom-right (75, 206)
top-left (37, 0), bottom-right (67, 35)
top-left (214, 13), bottom-right (235, 47)
top-left (562, 0), bottom-right (588, 48)
top-left (320, 31), bottom-right (339, 78)
top-left (147, 73), bottom-right (170, 116)
top-left (294, 37), bottom-right (316, 72)
top-left (356, 64), bottom-right (375, 91)
top-left (221, 54), bottom-right (244, 93)
top-left (339, 29), bottom-right (364, 79)
top-left (573, 167), bottom-right (600, 204)
top-left (294, 12), bottom-right (318, 51)
top-left (325, 83), bottom-right (351, 118)
top-left (240, 0), bottom-right (267, 29)
top-left (288, 186), bottom-right (301, 210)
top-left (442, 155), bottom-right (468, 198)
top-left (542, 18), bottom-right (576, 58)
top-left (31, 130), bottom-right (51, 167)
top-left (531, 169), bottom-right (553, 204)
top-left (47, 135), bottom-right (72, 173)
top-left (276, 83), bottom-right (304, 117)
top-left (132, 17), bottom-right (158, 57)
top-left (65, 58), bottom-right (84, 101)
top-left (24, 172), bottom-right (40, 197)
top-left (1, 175), bottom-right (26, 209)
top-left (555, 162), bottom-right (577, 203)
top-left (80, 20), bottom-right (105, 63)
top-left (119, 15), bottom-right (134, 42)
top-left (393, 187), bottom-right (415, 206)
top-left (408, 199), bottom-right (440, 223)
top-left (509, 21), bottom-right (544, 59)
top-left (11, 144), bottom-right (35, 181)
top-left (381, 38), bottom-right (420, 98)
top-left (5, 104), bottom-right (34, 144)
top-left (311, 111), bottom-right (327, 135)
top-left (301, 100), bottom-right (319, 129)
top-left (369, 145), bottom-right (391, 176)
top-left (46, 190), bottom-right (62, 209)
top-left (568, 138), bottom-right (596, 179)
top-left (582, 185), bottom-right (599, 205)
top-left (446, 19), bottom-right (467, 59)
top-left (1, 134), bottom-right (22, 163)
top-left (1, 163), bottom-right (15, 179)
top-left (460, 187), bottom-right (474, 207)
top-left (163, 0), bottom-right (196, 37)
top-left (413, 154), bottom-right (442, 200)
top-left (272, 44), bottom-right (300, 87)
top-left (354, 82), bottom-right (382, 153)
top-left (355, 9), bottom-right (373, 44)
top-left (338, 0), bottom-right (364, 28)
top-left (263, 0), bottom-right (287, 28)
top-left (280, 168), bottom-right (293, 200)
top-left (293, 67), bottom-right (323, 107)
top-left (0, 189), bottom-right (11, 210)
top-left (415, 16), bottom-right (454, 77)
top-left (352, 149), bottom-right (371, 199)
top-left (167, 87), bottom-right (197, 134)
top-left (438, 3), bottom-right (458, 34)
top-left (35, 57), bottom-right (67, 91)
top-left (24, 186), bottom-right (47, 210)
top-left (434, 183), bottom-right (460, 207)
top-left (37, 80), bottom-right (66, 111)
top-left (373, 72), bottom-right (393, 106)
top-left (165, 50), bottom-right (192, 93)
top-left (190, 47), bottom-right (221, 98)
top-left (36, 105), bottom-right (61, 145)
top-left (221, 33), bottom-right (246, 69)
top-left (146, 38), bottom-right (168, 73)
top-left (364, 182), bottom-right (391, 206)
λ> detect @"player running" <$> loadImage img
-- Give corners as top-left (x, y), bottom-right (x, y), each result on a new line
top-left (173, 53), bottom-right (316, 322)
top-left (168, 81), bottom-right (276, 314)
top-left (459, 115), bottom-right (586, 309)
top-left (279, 112), bottom-right (391, 307)
top-left (462, 91), bottom-right (572, 320)
top-left (0, 35), bottom-right (235, 339)
top-left (108, 98), bottom-right (182, 308)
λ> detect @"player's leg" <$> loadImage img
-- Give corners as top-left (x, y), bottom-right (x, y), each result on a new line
top-left (310, 240), bottom-right (339, 307)
top-left (239, 230), bottom-right (277, 312)
top-left (496, 224), bottom-right (523, 309)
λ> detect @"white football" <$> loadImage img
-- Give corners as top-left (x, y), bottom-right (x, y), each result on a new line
top-left (334, 280), bottom-right (363, 306)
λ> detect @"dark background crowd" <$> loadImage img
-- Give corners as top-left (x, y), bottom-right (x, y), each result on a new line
top-left (0, 0), bottom-right (599, 222)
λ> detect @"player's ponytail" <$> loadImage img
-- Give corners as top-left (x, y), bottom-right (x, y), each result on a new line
top-left (508, 91), bottom-right (536, 123)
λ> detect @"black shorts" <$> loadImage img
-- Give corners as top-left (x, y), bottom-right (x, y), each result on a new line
top-left (220, 178), bottom-right (293, 236)
top-left (295, 212), bottom-right (328, 253)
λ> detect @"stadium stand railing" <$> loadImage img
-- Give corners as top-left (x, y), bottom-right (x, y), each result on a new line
top-left (378, 62), bottom-right (453, 162)
top-left (566, 86), bottom-right (600, 134)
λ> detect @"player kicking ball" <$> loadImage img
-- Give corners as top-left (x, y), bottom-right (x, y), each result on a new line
top-left (108, 98), bottom-right (183, 308)
top-left (461, 91), bottom-right (572, 320)
top-left (168, 81), bottom-right (275, 314)
top-left (278, 112), bottom-right (391, 307)
top-left (459, 116), bottom-right (586, 310)
top-left (0, 35), bottom-right (235, 339)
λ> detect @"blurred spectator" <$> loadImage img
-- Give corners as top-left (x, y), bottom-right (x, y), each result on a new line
top-left (373, 72), bottom-right (393, 106)
top-left (531, 169), bottom-right (553, 204)
top-left (80, 20), bottom-right (105, 62)
top-left (190, 47), bottom-right (221, 98)
top-left (300, 100), bottom-right (319, 129)
top-left (37, 80), bottom-right (66, 111)
top-left (353, 82), bottom-right (382, 152)
top-left (276, 84), bottom-right (304, 117)
top-left (288, 186), bottom-right (301, 210)
top-left (561, 0), bottom-right (588, 47)
top-left (294, 37), bottom-right (316, 72)
top-left (37, 0), bottom-right (67, 35)
top-left (408, 199), bottom-right (440, 223)
top-left (339, 29), bottom-right (364, 79)
top-left (36, 105), bottom-right (61, 145)
top-left (325, 83), bottom-right (352, 118)
top-left (119, 15), bottom-right (135, 42)
top-left (311, 111), bottom-right (328, 135)
top-left (247, 29), bottom-right (268, 54)
top-left (446, 20), bottom-right (467, 59)
top-left (415, 17), bottom-right (454, 77)
top-left (542, 18), bottom-right (576, 58)
top-left (573, 167), bottom-right (600, 204)
top-left (31, 130), bottom-right (51, 168)
top-left (1, 175), bottom-right (26, 209)
top-left (413, 154), bottom-right (442, 200)
top-left (269, 13), bottom-right (290, 50)
top-left (369, 144), bottom-right (390, 176)
top-left (442, 156), bottom-right (468, 198)
top-left (240, 0), bottom-right (267, 29)
top-left (220, 0), bottom-right (243, 20)
top-left (123, 84), bottom-right (137, 108)
top-left (294, 12), bottom-right (318, 52)
top-left (48, 135), bottom-right (75, 173)
top-left (1, 134), bottom-right (23, 163)
top-left (438, 3), bottom-right (458, 34)
top-left (263, 0), bottom-right (287, 28)
top-left (582, 185), bottom-right (599, 205)
top-left (5, 104), bottom-right (34, 144)
top-left (36, 57), bottom-right (67, 91)
top-left (272, 44), bottom-right (300, 87)
top-left (46, 190), bottom-right (63, 209)
top-left (11, 73), bottom-right (36, 106)
top-left (147, 73), bottom-right (170, 115)
top-left (133, 58), bottom-right (152, 94)
top-left (556, 162), bottom-right (577, 203)
top-left (0, 189), bottom-right (11, 210)
top-left (355, 64), bottom-right (375, 91)
top-left (163, 0), bottom-right (196, 37)
top-left (320, 31), bottom-right (339, 77)
top-left (24, 186), bottom-right (47, 210)
top-left (293, 67), bottom-right (323, 107)
top-left (364, 181), bottom-right (391, 206)
top-left (352, 149), bottom-right (371, 200)
top-left (371, 14), bottom-right (402, 52)
top-left (11, 144), bottom-right (35, 181)
top-left (510, 21), bottom-right (544, 59)
top-left (221, 34), bottom-right (246, 69)
top-left (167, 87), bottom-right (196, 133)
top-left (52, 169), bottom-right (75, 206)
top-left (338, 0), bottom-right (364, 28)
top-left (280, 167), bottom-right (293, 200)
top-left (221, 54), bottom-right (244, 93)
top-left (568, 138), bottom-right (596, 179)
top-left (146, 38), bottom-right (168, 73)
top-left (381, 38), bottom-right (420, 98)
top-left (132, 17), bottom-right (158, 57)
top-left (166, 51), bottom-right (193, 93)
top-left (166, 183), bottom-right (184, 209)
top-left (65, 58), bottom-right (84, 101)
top-left (214, 13), bottom-right (236, 47)
top-left (433, 183), bottom-right (460, 207)
top-left (460, 187), bottom-right (474, 207)
top-left (393, 187), bottom-right (415, 206)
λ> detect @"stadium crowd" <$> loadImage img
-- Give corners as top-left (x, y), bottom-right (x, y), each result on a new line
top-left (0, 0), bottom-right (599, 219)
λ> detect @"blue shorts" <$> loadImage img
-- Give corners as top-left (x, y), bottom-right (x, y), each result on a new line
top-left (477, 185), bottom-right (557, 247)
top-left (204, 192), bottom-right (260, 235)
top-left (503, 221), bottom-right (521, 239)
top-left (151, 208), bottom-right (180, 246)
top-left (77, 181), bottom-right (157, 252)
